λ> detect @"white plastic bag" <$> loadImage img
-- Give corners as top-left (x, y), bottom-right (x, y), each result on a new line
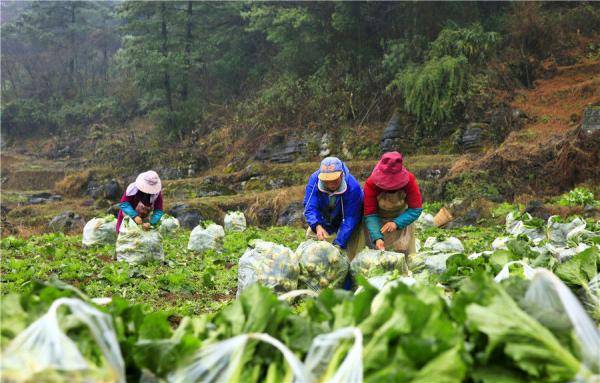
top-left (546, 216), bottom-right (587, 246)
top-left (350, 249), bottom-right (408, 279)
top-left (159, 215), bottom-right (181, 235)
top-left (116, 216), bottom-right (164, 264)
top-left (416, 213), bottom-right (435, 229)
top-left (523, 269), bottom-right (600, 376)
top-left (82, 216), bottom-right (117, 247)
top-left (297, 240), bottom-right (349, 292)
top-left (493, 261), bottom-right (536, 282)
top-left (224, 211), bottom-right (247, 232)
top-left (491, 236), bottom-right (510, 250)
top-left (423, 237), bottom-right (464, 253)
top-left (237, 240), bottom-right (299, 297)
top-left (168, 332), bottom-right (310, 383)
top-left (304, 327), bottom-right (363, 383)
top-left (187, 223), bottom-right (225, 253)
top-left (1, 298), bottom-right (125, 383)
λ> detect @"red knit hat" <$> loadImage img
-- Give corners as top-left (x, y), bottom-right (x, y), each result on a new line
top-left (370, 151), bottom-right (410, 190)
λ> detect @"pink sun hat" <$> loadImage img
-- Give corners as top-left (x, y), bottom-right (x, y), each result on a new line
top-left (370, 151), bottom-right (410, 190)
top-left (135, 170), bottom-right (162, 194)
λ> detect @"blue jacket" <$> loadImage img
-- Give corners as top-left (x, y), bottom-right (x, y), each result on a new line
top-left (303, 162), bottom-right (363, 249)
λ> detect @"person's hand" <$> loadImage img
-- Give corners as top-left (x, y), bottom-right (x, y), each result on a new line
top-left (142, 222), bottom-right (151, 230)
top-left (375, 239), bottom-right (385, 251)
top-left (134, 216), bottom-right (143, 225)
top-left (316, 225), bottom-right (329, 241)
top-left (381, 221), bottom-right (398, 233)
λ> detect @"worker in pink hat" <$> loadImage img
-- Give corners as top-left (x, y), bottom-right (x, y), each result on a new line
top-left (363, 152), bottom-right (422, 254)
top-left (116, 170), bottom-right (164, 233)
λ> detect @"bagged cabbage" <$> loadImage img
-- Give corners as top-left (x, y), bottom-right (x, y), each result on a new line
top-left (236, 240), bottom-right (299, 297)
top-left (224, 211), bottom-right (246, 232)
top-left (116, 216), bottom-right (164, 264)
top-left (350, 249), bottom-right (408, 279)
top-left (168, 332), bottom-right (309, 383)
top-left (82, 216), bottom-right (117, 247)
top-left (187, 223), bottom-right (225, 253)
top-left (297, 240), bottom-right (349, 291)
top-left (158, 215), bottom-right (180, 235)
top-left (1, 297), bottom-right (125, 383)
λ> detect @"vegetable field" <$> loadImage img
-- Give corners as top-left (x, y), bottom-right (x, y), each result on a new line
top-left (1, 204), bottom-right (599, 382)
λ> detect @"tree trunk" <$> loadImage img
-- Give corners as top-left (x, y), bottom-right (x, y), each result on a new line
top-left (181, 1), bottom-right (193, 101)
top-left (160, 2), bottom-right (175, 130)
top-left (69, 3), bottom-right (76, 90)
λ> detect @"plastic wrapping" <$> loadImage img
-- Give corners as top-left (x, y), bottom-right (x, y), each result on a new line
top-left (116, 216), bottom-right (164, 264)
top-left (1, 298), bottom-right (125, 383)
top-left (304, 327), bottom-right (363, 383)
top-left (416, 213), bottom-right (435, 229)
top-left (493, 261), bottom-right (536, 282)
top-left (423, 237), bottom-right (465, 253)
top-left (236, 240), bottom-right (299, 297)
top-left (523, 269), bottom-right (600, 376)
top-left (168, 333), bottom-right (310, 383)
top-left (350, 249), bottom-right (408, 279)
top-left (82, 216), bottom-right (117, 247)
top-left (224, 211), bottom-right (247, 232)
top-left (296, 240), bottom-right (350, 292)
top-left (187, 223), bottom-right (225, 253)
top-left (158, 215), bottom-right (180, 235)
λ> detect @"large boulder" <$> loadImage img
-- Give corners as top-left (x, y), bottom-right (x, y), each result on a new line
top-left (277, 202), bottom-right (305, 227)
top-left (582, 107), bottom-right (600, 135)
top-left (460, 123), bottom-right (487, 152)
top-left (255, 135), bottom-right (307, 163)
top-left (48, 211), bottom-right (86, 233)
top-left (167, 203), bottom-right (204, 229)
top-left (86, 179), bottom-right (122, 201)
top-left (27, 192), bottom-right (62, 205)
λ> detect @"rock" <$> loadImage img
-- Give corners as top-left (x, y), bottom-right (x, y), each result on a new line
top-left (582, 107), bottom-right (600, 135)
top-left (270, 139), bottom-right (307, 163)
top-left (319, 133), bottom-right (331, 157)
top-left (276, 202), bottom-right (305, 227)
top-left (86, 179), bottom-right (122, 201)
top-left (490, 107), bottom-right (523, 143)
top-left (460, 124), bottom-right (486, 152)
top-left (417, 168), bottom-right (448, 180)
top-left (48, 211), bottom-right (86, 233)
top-left (26, 193), bottom-right (63, 205)
top-left (167, 203), bottom-right (204, 229)
top-left (103, 180), bottom-right (122, 200)
top-left (28, 198), bottom-right (47, 205)
top-left (255, 135), bottom-right (307, 163)
top-left (267, 178), bottom-right (287, 190)
top-left (196, 176), bottom-right (236, 197)
top-left (342, 141), bottom-right (353, 160)
top-left (380, 111), bottom-right (405, 154)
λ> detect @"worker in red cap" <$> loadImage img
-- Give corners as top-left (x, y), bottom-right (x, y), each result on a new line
top-left (363, 152), bottom-right (422, 255)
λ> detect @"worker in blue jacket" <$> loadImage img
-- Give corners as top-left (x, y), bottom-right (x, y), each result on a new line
top-left (303, 157), bottom-right (365, 262)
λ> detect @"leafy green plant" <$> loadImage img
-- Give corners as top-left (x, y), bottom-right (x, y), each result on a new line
top-left (556, 188), bottom-right (598, 207)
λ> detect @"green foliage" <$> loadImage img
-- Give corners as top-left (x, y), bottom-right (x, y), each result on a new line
top-left (443, 172), bottom-right (501, 202)
top-left (556, 188), bottom-right (598, 207)
top-left (390, 55), bottom-right (469, 132)
top-left (386, 23), bottom-right (499, 135)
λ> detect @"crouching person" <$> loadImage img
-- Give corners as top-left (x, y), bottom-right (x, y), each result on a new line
top-left (116, 170), bottom-right (164, 233)
top-left (303, 157), bottom-right (364, 260)
top-left (364, 152), bottom-right (422, 256)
